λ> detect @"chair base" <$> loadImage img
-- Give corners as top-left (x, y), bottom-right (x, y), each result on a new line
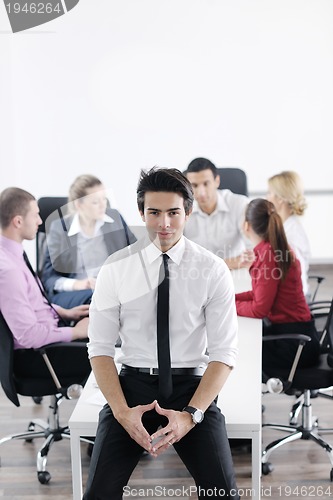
top-left (0, 395), bottom-right (94, 484)
top-left (262, 389), bottom-right (333, 481)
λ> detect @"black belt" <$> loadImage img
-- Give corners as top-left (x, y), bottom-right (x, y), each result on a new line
top-left (121, 364), bottom-right (204, 376)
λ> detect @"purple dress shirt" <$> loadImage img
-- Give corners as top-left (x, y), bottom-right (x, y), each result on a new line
top-left (0, 235), bottom-right (72, 349)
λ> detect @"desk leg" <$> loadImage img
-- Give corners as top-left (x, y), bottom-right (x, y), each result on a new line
top-left (251, 430), bottom-right (261, 500)
top-left (70, 429), bottom-right (83, 500)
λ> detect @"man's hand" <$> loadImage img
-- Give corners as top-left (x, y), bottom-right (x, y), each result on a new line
top-left (71, 317), bottom-right (89, 340)
top-left (225, 249), bottom-right (255, 270)
top-left (57, 304), bottom-right (89, 322)
top-left (149, 401), bottom-right (194, 457)
top-left (68, 304), bottom-right (90, 320)
top-left (239, 249), bottom-right (255, 267)
top-left (115, 401), bottom-right (157, 453)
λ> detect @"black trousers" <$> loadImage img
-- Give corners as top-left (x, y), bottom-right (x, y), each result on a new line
top-left (51, 289), bottom-right (93, 308)
top-left (83, 371), bottom-right (240, 500)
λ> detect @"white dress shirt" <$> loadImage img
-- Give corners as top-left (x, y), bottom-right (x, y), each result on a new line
top-left (88, 235), bottom-right (238, 369)
top-left (283, 215), bottom-right (311, 297)
top-left (184, 189), bottom-right (249, 258)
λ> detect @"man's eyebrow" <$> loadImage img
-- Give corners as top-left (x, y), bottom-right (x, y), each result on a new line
top-left (146, 207), bottom-right (181, 212)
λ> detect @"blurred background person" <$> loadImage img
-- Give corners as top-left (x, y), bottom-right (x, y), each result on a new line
top-left (0, 187), bottom-right (91, 381)
top-left (267, 171), bottom-right (310, 299)
top-left (235, 198), bottom-right (320, 373)
top-left (42, 174), bottom-right (136, 308)
top-left (184, 157), bottom-right (253, 269)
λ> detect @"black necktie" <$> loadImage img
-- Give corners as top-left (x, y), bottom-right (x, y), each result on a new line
top-left (157, 253), bottom-right (172, 399)
top-left (23, 251), bottom-right (67, 325)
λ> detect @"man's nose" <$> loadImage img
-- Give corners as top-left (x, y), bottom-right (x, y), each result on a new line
top-left (159, 214), bottom-right (170, 228)
top-left (196, 185), bottom-right (206, 197)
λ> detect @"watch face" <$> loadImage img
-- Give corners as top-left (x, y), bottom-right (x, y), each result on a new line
top-left (183, 406), bottom-right (204, 424)
top-left (193, 409), bottom-right (204, 423)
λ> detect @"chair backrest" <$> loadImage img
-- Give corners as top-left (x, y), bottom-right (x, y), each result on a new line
top-left (0, 313), bottom-right (20, 407)
top-left (322, 299), bottom-right (333, 364)
top-left (36, 197), bottom-right (68, 276)
top-left (216, 167), bottom-right (248, 196)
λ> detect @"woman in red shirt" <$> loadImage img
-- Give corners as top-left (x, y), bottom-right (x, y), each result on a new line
top-left (236, 198), bottom-right (320, 372)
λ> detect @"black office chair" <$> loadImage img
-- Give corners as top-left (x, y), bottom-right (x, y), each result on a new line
top-left (310, 298), bottom-right (333, 352)
top-left (0, 312), bottom-right (93, 484)
top-left (274, 299), bottom-right (333, 430)
top-left (261, 310), bottom-right (333, 480)
top-left (216, 167), bottom-right (248, 196)
top-left (36, 197), bottom-right (68, 276)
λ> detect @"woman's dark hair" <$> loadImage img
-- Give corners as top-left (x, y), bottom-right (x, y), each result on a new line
top-left (245, 198), bottom-right (294, 280)
top-left (185, 157), bottom-right (218, 178)
top-left (137, 167), bottom-right (193, 215)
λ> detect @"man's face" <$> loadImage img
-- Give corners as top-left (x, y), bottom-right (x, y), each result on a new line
top-left (186, 169), bottom-right (220, 213)
top-left (20, 200), bottom-right (42, 240)
top-left (140, 191), bottom-right (191, 252)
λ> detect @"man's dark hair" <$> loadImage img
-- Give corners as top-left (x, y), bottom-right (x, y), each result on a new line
top-left (185, 157), bottom-right (218, 178)
top-left (0, 187), bottom-right (35, 229)
top-left (137, 167), bottom-right (194, 215)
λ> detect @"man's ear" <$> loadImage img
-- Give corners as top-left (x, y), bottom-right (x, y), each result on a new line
top-left (12, 215), bottom-right (22, 228)
top-left (214, 175), bottom-right (220, 189)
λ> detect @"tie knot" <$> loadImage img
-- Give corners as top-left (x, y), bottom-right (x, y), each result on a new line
top-left (161, 253), bottom-right (169, 273)
top-left (162, 253), bottom-right (169, 263)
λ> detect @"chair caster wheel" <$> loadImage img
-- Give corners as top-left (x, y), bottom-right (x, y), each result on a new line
top-left (262, 462), bottom-right (274, 475)
top-left (32, 396), bottom-right (43, 404)
top-left (37, 471), bottom-right (51, 484)
top-left (330, 469), bottom-right (333, 482)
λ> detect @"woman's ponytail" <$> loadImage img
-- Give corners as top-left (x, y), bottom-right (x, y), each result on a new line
top-left (245, 198), bottom-right (294, 280)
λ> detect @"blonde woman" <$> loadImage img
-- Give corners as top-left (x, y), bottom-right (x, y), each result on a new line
top-left (267, 171), bottom-right (310, 299)
top-left (42, 174), bottom-right (136, 308)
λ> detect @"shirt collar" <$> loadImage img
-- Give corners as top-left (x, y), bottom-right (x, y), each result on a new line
top-left (143, 235), bottom-right (185, 266)
top-left (192, 190), bottom-right (230, 216)
top-left (68, 213), bottom-right (114, 236)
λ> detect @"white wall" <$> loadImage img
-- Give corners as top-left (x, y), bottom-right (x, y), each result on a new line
top-left (1, 0), bottom-right (332, 261)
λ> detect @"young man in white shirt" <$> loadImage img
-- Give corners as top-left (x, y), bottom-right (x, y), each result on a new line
top-left (84, 167), bottom-right (240, 500)
top-left (184, 157), bottom-right (253, 269)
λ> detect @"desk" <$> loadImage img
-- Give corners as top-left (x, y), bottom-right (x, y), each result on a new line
top-left (69, 268), bottom-right (262, 499)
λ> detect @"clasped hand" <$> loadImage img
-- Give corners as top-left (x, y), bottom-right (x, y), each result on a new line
top-left (117, 400), bottom-right (195, 458)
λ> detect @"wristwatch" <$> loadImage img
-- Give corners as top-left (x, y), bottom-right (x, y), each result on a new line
top-left (182, 406), bottom-right (204, 424)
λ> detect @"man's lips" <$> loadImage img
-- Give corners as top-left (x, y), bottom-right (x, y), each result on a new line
top-left (157, 231), bottom-right (173, 237)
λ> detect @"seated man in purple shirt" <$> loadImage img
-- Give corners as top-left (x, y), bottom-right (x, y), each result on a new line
top-left (0, 187), bottom-right (91, 379)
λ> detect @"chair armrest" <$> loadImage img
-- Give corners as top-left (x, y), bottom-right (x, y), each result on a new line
top-left (34, 341), bottom-right (88, 352)
top-left (263, 334), bottom-right (311, 343)
top-left (308, 300), bottom-right (331, 313)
